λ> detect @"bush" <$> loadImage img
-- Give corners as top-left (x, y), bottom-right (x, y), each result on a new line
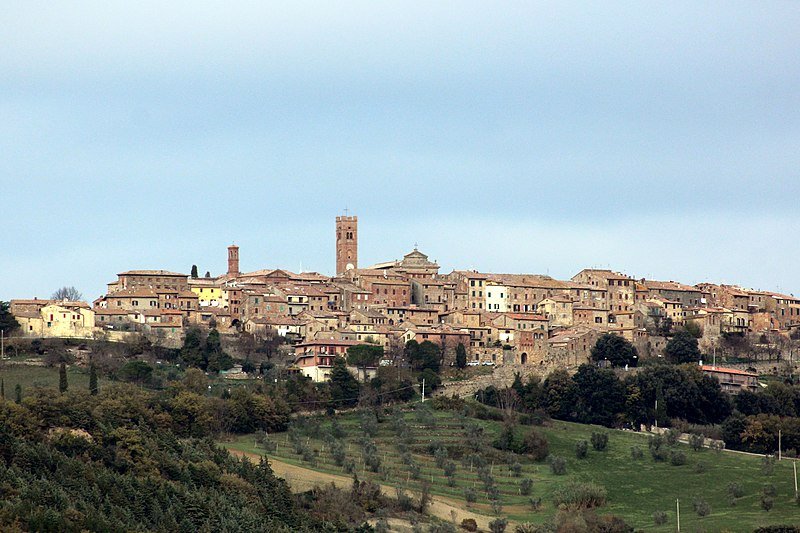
top-left (575, 440), bottom-right (589, 459)
top-left (694, 461), bottom-right (707, 474)
top-left (630, 446), bottom-right (644, 460)
top-left (649, 436), bottom-right (668, 462)
top-left (552, 481), bottom-right (608, 510)
top-left (522, 428), bottom-right (550, 461)
top-left (670, 450), bottom-right (687, 466)
top-left (460, 518), bottom-right (478, 532)
top-left (665, 429), bottom-right (680, 445)
top-left (520, 478), bottom-right (533, 496)
top-left (549, 455), bottom-right (567, 475)
top-left (590, 432), bottom-right (608, 451)
top-left (693, 498), bottom-right (711, 517)
top-left (509, 462), bottom-right (523, 477)
top-left (727, 482), bottom-right (744, 499)
top-left (653, 511), bottom-right (668, 526)
top-left (464, 487), bottom-right (477, 505)
top-left (761, 495), bottom-right (774, 511)
top-left (489, 518), bottom-right (508, 533)
top-left (763, 484), bottom-right (777, 497)
top-left (689, 433), bottom-right (704, 451)
top-left (762, 455), bottom-right (776, 475)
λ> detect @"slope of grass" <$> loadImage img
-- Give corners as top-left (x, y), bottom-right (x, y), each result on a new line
top-left (0, 363), bottom-right (102, 397)
top-left (224, 407), bottom-right (800, 531)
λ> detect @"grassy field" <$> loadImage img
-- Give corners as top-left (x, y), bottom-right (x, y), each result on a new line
top-left (224, 406), bottom-right (800, 532)
top-left (0, 363), bottom-right (104, 396)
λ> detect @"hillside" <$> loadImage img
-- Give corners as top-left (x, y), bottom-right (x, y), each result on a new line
top-left (225, 403), bottom-right (800, 532)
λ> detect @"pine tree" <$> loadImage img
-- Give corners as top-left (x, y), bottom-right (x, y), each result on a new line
top-left (59, 362), bottom-right (68, 393)
top-left (89, 363), bottom-right (98, 395)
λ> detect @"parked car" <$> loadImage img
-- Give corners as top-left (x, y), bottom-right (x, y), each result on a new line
top-left (482, 361), bottom-right (495, 366)
top-left (467, 361), bottom-right (480, 367)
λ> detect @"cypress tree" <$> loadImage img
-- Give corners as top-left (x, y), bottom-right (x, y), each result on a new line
top-left (89, 363), bottom-right (98, 395)
top-left (1, 378), bottom-right (4, 400)
top-left (14, 383), bottom-right (21, 403)
top-left (59, 362), bottom-right (68, 393)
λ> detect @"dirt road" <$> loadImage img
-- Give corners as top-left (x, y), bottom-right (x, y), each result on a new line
top-left (227, 448), bottom-right (501, 531)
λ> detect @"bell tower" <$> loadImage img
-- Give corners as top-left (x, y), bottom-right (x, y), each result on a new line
top-left (227, 244), bottom-right (240, 276)
top-left (336, 214), bottom-right (358, 276)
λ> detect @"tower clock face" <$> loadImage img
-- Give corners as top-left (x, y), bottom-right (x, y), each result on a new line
top-left (346, 263), bottom-right (355, 271)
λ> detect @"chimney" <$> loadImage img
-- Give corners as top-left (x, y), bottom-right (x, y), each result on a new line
top-left (227, 244), bottom-right (240, 276)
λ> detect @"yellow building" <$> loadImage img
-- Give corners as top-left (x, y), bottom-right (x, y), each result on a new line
top-left (191, 286), bottom-right (223, 307)
top-left (16, 303), bottom-right (95, 338)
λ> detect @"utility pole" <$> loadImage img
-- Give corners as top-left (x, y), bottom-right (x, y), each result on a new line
top-left (676, 499), bottom-right (680, 532)
top-left (778, 430), bottom-right (782, 461)
top-left (421, 378), bottom-right (425, 403)
top-left (793, 460), bottom-right (797, 499)
top-left (1, 329), bottom-right (4, 359)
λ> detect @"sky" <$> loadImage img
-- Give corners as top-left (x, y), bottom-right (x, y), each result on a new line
top-left (1, 2), bottom-right (799, 301)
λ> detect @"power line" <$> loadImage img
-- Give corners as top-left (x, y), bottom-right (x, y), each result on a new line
top-left (285, 383), bottom-right (418, 407)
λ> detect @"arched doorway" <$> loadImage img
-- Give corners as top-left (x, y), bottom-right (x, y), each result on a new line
top-left (521, 352), bottom-right (528, 364)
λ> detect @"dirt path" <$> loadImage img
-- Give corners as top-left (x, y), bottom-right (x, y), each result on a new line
top-left (227, 448), bottom-right (502, 531)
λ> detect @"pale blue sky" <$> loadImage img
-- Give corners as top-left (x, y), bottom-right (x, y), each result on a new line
top-left (1, 2), bottom-right (799, 301)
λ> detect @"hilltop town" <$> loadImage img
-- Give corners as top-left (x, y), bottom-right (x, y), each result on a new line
top-left (7, 214), bottom-right (799, 388)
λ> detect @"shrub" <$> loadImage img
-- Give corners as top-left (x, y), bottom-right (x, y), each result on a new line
top-left (460, 518), bottom-right (478, 532)
top-left (649, 436), bottom-right (668, 462)
top-left (762, 455), bottom-right (776, 475)
top-left (489, 518), bottom-right (508, 533)
top-left (522, 428), bottom-right (550, 461)
top-left (590, 432), bottom-right (608, 451)
top-left (689, 433), bottom-right (704, 451)
top-left (434, 446), bottom-right (449, 469)
top-left (763, 484), bottom-right (777, 497)
top-left (693, 498), bottom-right (711, 517)
top-left (630, 446), bottom-right (644, 460)
top-left (670, 450), bottom-right (687, 466)
top-left (728, 482), bottom-right (744, 499)
top-left (552, 481), bottom-right (608, 510)
top-left (443, 460), bottom-right (457, 478)
top-left (665, 429), bottom-right (680, 445)
top-left (409, 461), bottom-right (421, 480)
top-left (464, 487), bottom-right (477, 505)
top-left (653, 511), bottom-right (668, 525)
top-left (510, 462), bottom-right (523, 477)
top-left (520, 478), bottom-right (533, 496)
top-left (694, 461), bottom-right (707, 473)
top-left (360, 411), bottom-right (378, 438)
top-left (575, 440), bottom-right (589, 459)
top-left (549, 455), bottom-right (567, 475)
top-left (514, 524), bottom-right (537, 533)
top-left (528, 497), bottom-right (542, 511)
top-left (761, 495), bottom-right (774, 511)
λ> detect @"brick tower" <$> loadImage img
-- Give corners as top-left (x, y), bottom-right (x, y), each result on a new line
top-left (227, 244), bottom-right (240, 276)
top-left (335, 214), bottom-right (358, 276)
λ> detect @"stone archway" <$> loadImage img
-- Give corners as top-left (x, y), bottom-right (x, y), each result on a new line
top-left (521, 352), bottom-right (528, 364)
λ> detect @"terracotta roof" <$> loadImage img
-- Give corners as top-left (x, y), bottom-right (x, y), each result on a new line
top-left (505, 313), bottom-right (549, 321)
top-left (106, 288), bottom-right (159, 298)
top-left (295, 338), bottom-right (359, 347)
top-left (701, 365), bottom-right (757, 377)
top-left (644, 280), bottom-right (701, 292)
top-left (118, 270), bottom-right (186, 277)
